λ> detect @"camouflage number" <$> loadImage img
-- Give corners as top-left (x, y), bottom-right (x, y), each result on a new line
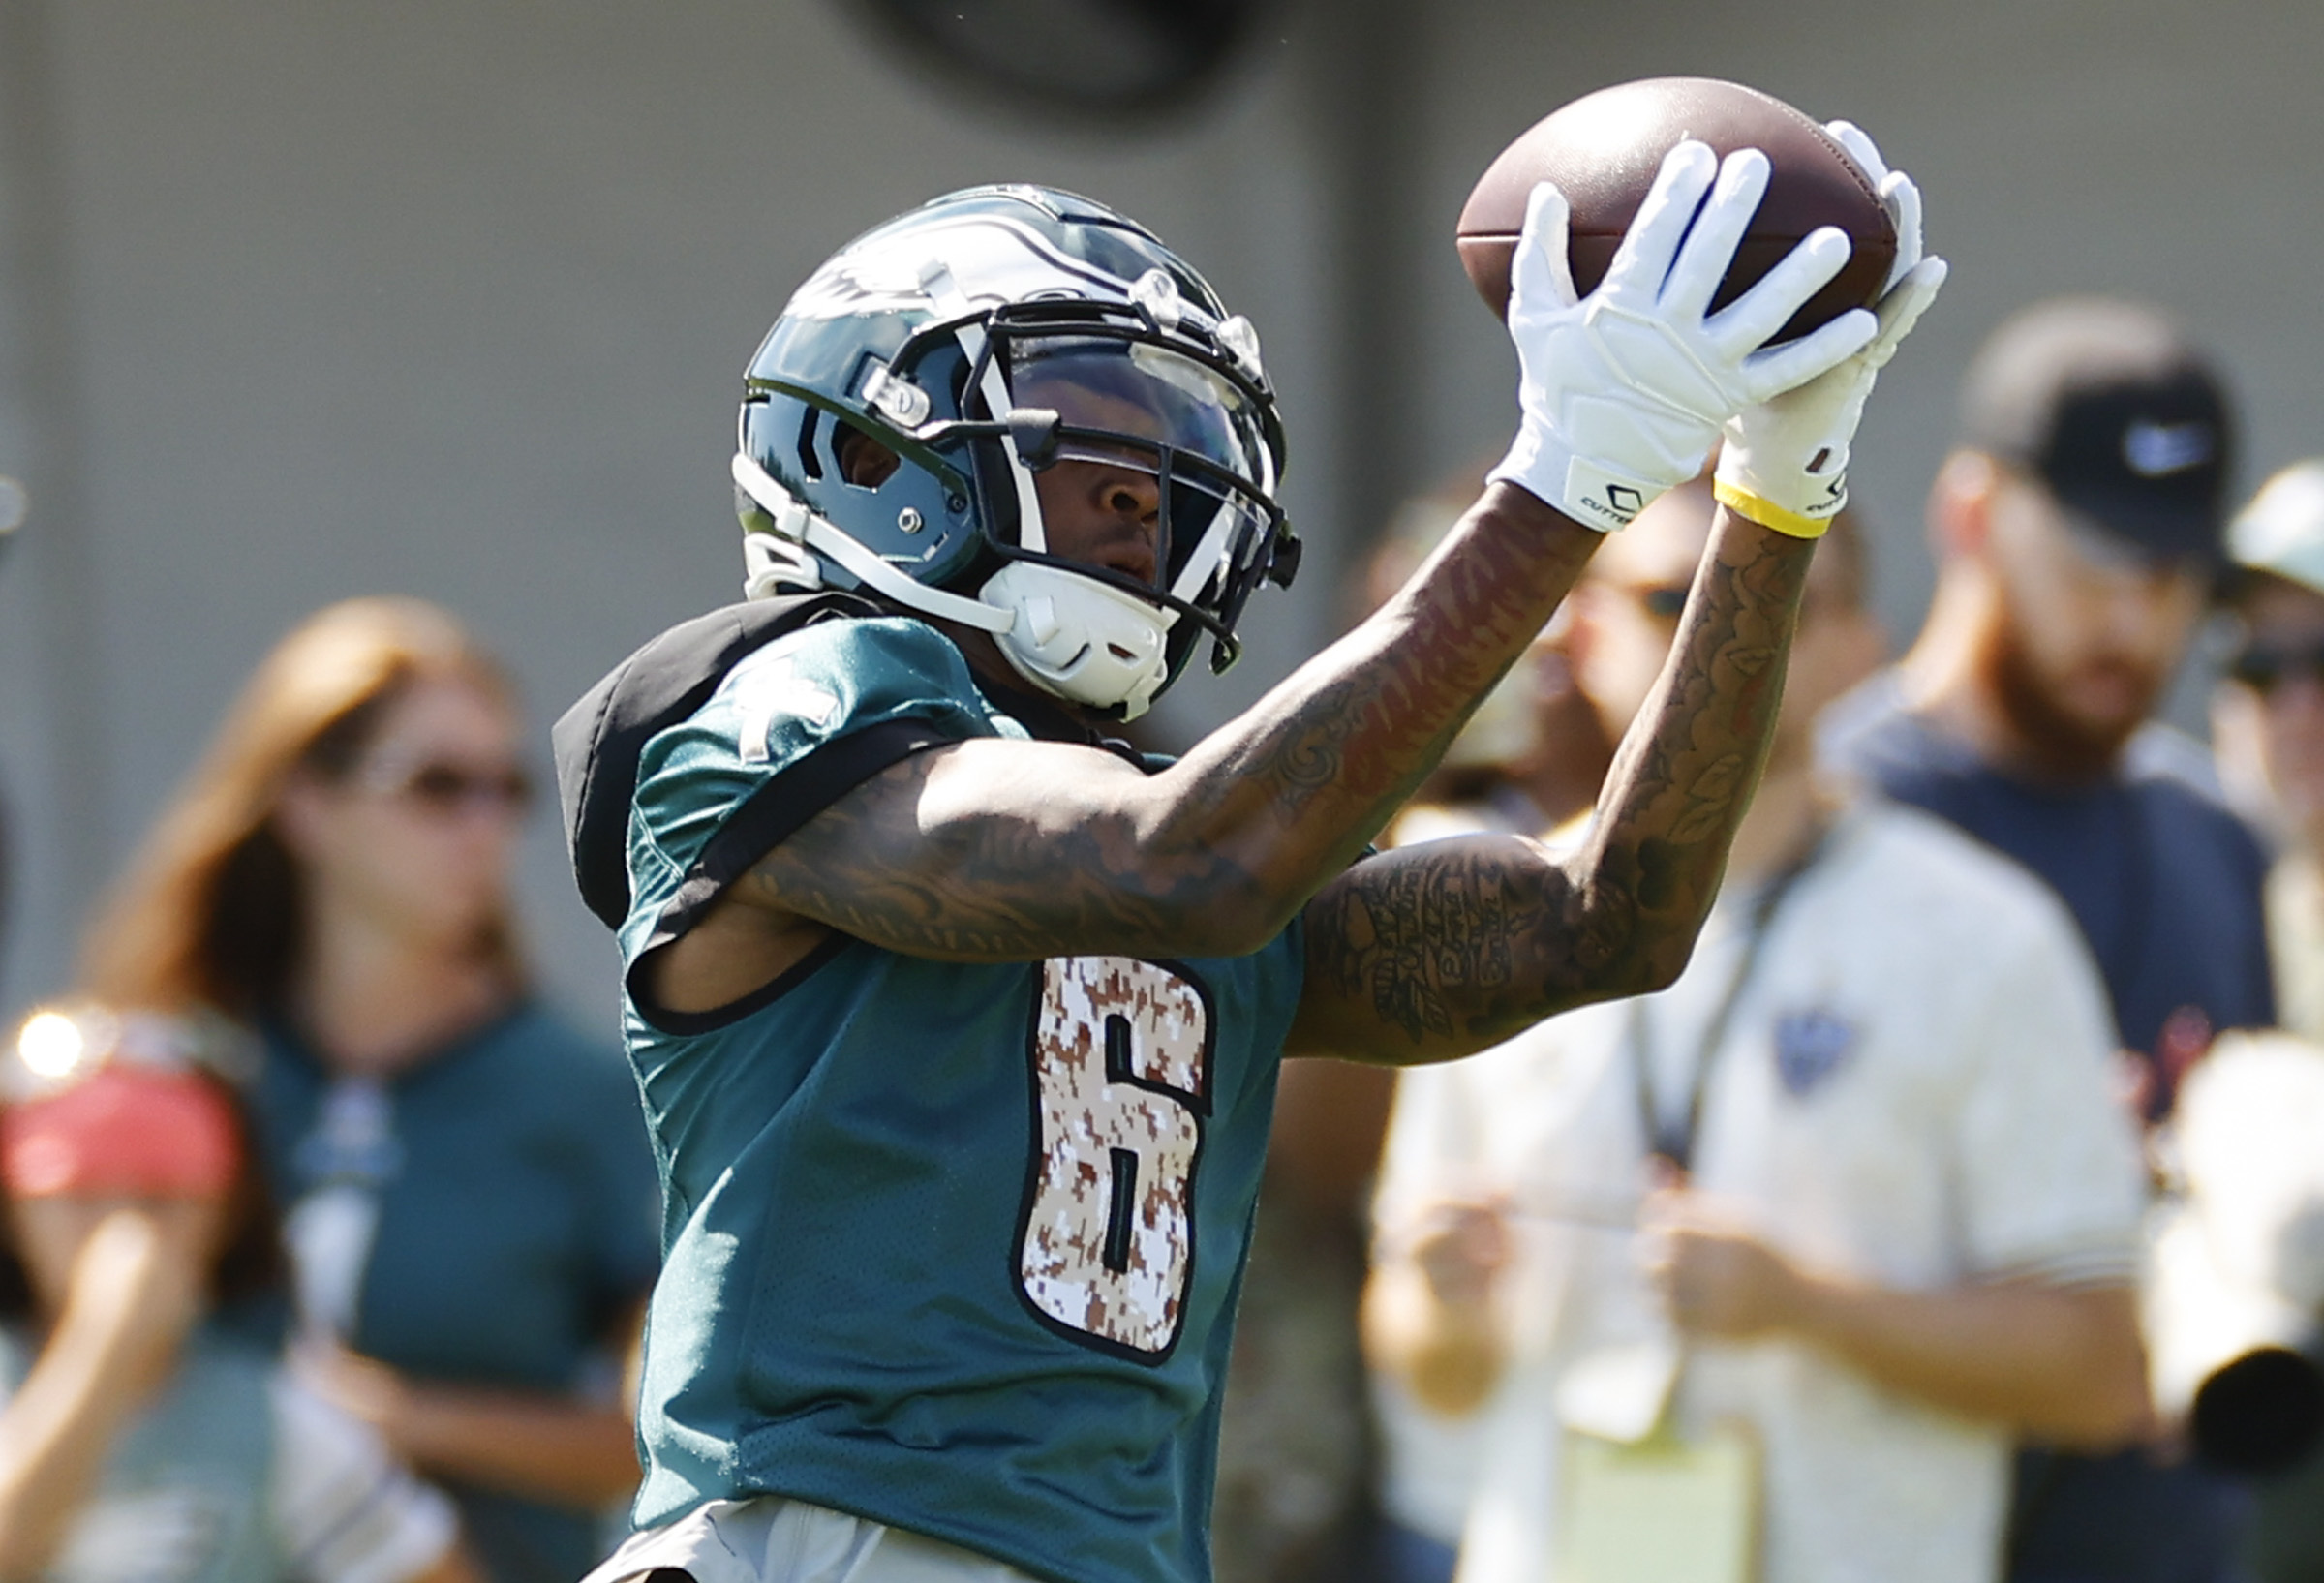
top-left (1016, 956), bottom-right (1210, 1357)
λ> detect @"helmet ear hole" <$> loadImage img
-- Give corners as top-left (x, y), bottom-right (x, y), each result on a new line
top-left (836, 423), bottom-right (902, 490)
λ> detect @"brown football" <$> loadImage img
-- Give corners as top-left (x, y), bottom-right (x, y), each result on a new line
top-left (1456, 77), bottom-right (1895, 344)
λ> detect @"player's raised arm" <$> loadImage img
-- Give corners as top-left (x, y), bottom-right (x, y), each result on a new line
top-left (1289, 140), bottom-right (1947, 1065)
top-left (666, 145), bottom-right (1881, 999)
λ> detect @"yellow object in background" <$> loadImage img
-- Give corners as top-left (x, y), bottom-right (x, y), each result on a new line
top-left (1556, 1421), bottom-right (1758, 1583)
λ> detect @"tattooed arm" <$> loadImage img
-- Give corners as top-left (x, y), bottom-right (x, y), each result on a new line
top-left (646, 483), bottom-right (1608, 1009)
top-left (1283, 505), bottom-right (1814, 1064)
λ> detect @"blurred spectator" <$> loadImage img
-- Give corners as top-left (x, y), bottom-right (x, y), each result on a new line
top-left (2195, 462), bottom-right (2324, 1581)
top-left (1820, 297), bottom-right (2267, 1582)
top-left (74, 598), bottom-right (660, 1583)
top-left (0, 1003), bottom-right (483, 1583)
top-left (2216, 461), bottom-right (2324, 1042)
top-left (2146, 1026), bottom-right (2324, 1583)
top-left (1368, 482), bottom-right (2150, 1583)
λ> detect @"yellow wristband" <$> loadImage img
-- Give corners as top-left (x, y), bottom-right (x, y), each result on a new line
top-left (1711, 479), bottom-right (1832, 540)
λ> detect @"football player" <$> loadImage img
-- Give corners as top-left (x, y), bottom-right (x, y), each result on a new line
top-left (560, 140), bottom-right (1943, 1583)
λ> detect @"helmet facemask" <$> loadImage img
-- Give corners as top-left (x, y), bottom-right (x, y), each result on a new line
top-left (732, 192), bottom-right (1300, 719)
top-left (956, 320), bottom-right (1290, 716)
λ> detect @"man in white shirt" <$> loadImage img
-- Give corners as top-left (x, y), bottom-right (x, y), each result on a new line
top-left (1363, 480), bottom-right (2152, 1583)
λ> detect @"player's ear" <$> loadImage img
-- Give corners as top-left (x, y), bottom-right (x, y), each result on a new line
top-left (1928, 449), bottom-right (2000, 563)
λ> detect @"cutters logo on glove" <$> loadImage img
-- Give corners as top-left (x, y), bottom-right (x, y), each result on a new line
top-left (1570, 464), bottom-right (1651, 529)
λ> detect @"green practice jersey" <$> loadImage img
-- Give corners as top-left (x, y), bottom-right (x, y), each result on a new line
top-left (615, 614), bottom-right (1306, 1583)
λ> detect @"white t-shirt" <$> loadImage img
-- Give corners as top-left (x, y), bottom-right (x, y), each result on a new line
top-left (39, 1370), bottom-right (458, 1583)
top-left (1372, 800), bottom-right (2147, 1583)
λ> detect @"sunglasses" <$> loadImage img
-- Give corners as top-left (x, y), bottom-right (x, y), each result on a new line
top-left (1610, 582), bottom-right (1693, 623)
top-left (356, 756), bottom-right (535, 817)
top-left (2228, 639), bottom-right (2324, 695)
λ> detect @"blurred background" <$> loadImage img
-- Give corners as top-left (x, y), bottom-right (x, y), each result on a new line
top-left (1, 0), bottom-right (2318, 1024)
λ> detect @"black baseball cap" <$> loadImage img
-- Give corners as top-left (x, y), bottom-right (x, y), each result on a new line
top-left (1960, 296), bottom-right (2235, 566)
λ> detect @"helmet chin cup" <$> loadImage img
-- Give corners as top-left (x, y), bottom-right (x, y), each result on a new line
top-left (981, 561), bottom-right (1174, 719)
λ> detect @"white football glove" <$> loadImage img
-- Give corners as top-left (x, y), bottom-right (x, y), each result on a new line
top-left (1712, 122), bottom-right (1948, 538)
top-left (1490, 139), bottom-right (1879, 533)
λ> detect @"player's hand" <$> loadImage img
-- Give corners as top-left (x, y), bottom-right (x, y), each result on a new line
top-left (1639, 1189), bottom-right (1807, 1339)
top-left (1713, 124), bottom-right (1947, 538)
top-left (1490, 139), bottom-right (1877, 533)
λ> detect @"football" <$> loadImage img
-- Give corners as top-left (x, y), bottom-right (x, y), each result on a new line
top-left (1455, 76), bottom-right (1896, 344)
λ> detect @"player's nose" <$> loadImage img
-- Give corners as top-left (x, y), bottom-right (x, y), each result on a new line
top-left (1084, 467), bottom-right (1161, 579)
top-left (1090, 465), bottom-right (1161, 527)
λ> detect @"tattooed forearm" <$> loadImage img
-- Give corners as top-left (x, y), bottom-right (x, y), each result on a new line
top-left (1203, 483), bottom-right (1603, 837)
top-left (749, 483), bottom-right (1616, 963)
top-left (1300, 837), bottom-right (1557, 1044)
top-left (1291, 511), bottom-right (1815, 1063)
top-left (753, 745), bottom-right (1251, 960)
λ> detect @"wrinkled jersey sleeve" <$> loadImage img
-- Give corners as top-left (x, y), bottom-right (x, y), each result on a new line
top-left (623, 617), bottom-right (999, 964)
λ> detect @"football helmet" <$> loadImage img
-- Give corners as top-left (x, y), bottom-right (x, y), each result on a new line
top-left (734, 184), bottom-right (1300, 719)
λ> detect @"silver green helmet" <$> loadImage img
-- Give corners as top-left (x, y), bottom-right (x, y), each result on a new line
top-left (734, 184), bottom-right (1299, 719)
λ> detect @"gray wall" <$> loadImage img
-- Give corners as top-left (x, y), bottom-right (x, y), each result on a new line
top-left (0, 0), bottom-right (1350, 1022)
top-left (1, 0), bottom-right (2317, 1025)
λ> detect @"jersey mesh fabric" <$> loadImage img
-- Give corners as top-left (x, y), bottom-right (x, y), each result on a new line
top-left (618, 617), bottom-right (1306, 1583)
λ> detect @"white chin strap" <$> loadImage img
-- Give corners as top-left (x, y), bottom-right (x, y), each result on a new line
top-left (980, 561), bottom-right (1174, 719)
top-left (732, 448), bottom-right (1177, 719)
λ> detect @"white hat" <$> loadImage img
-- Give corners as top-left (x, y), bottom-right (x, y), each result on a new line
top-left (2230, 461), bottom-right (2324, 597)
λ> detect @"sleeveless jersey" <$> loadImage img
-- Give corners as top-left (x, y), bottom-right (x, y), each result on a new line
top-left (0, 1325), bottom-right (279, 1583)
top-left (616, 615), bottom-right (1306, 1583)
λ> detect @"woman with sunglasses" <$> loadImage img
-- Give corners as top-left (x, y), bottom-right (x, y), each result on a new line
top-left (0, 1007), bottom-right (484, 1583)
top-left (76, 598), bottom-right (660, 1583)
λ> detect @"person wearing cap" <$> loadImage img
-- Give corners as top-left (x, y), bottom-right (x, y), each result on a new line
top-left (1821, 296), bottom-right (2268, 1583)
top-left (1366, 481), bottom-right (2149, 1583)
top-left (0, 1006), bottom-right (484, 1583)
top-left (2215, 461), bottom-right (2324, 1047)
top-left (2195, 459), bottom-right (2324, 1583)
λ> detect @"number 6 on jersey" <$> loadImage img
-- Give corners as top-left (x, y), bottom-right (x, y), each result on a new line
top-left (1017, 957), bottom-right (1211, 1358)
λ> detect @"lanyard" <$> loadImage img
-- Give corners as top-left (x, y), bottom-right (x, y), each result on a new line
top-left (1627, 826), bottom-right (1831, 1174)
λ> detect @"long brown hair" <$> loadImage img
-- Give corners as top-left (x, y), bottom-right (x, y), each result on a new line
top-left (79, 597), bottom-right (527, 1017)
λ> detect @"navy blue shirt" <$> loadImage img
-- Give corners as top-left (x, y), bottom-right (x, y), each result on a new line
top-left (1821, 670), bottom-right (2274, 1082)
